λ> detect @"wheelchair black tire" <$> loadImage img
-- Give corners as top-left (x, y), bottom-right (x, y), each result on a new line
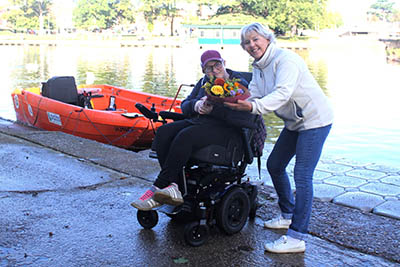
top-left (184, 221), bottom-right (209, 247)
top-left (216, 187), bottom-right (250, 235)
top-left (137, 210), bottom-right (158, 229)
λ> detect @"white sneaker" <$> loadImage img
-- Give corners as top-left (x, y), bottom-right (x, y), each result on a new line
top-left (264, 215), bottom-right (292, 229)
top-left (153, 183), bottom-right (183, 206)
top-left (264, 235), bottom-right (306, 253)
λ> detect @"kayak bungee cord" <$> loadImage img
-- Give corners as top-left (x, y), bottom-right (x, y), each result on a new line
top-left (22, 93), bottom-right (43, 127)
top-left (73, 108), bottom-right (148, 149)
top-left (75, 108), bottom-right (113, 145)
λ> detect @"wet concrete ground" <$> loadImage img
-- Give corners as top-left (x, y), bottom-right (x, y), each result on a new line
top-left (0, 118), bottom-right (399, 266)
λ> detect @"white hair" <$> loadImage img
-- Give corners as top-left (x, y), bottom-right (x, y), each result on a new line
top-left (240, 23), bottom-right (276, 49)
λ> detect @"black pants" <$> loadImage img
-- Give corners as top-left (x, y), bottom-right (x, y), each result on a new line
top-left (152, 119), bottom-right (237, 189)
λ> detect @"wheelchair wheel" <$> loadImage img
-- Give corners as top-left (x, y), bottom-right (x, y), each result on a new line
top-left (216, 187), bottom-right (250, 235)
top-left (184, 221), bottom-right (209, 247)
top-left (137, 210), bottom-right (158, 229)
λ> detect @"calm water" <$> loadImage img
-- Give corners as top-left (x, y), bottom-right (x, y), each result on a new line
top-left (1, 38), bottom-right (399, 168)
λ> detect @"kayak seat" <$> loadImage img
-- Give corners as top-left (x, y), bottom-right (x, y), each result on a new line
top-left (41, 76), bottom-right (80, 106)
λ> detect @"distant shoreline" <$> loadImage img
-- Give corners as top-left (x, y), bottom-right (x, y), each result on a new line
top-left (0, 37), bottom-right (312, 50)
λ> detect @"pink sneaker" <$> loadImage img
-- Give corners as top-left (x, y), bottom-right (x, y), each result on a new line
top-left (131, 186), bottom-right (161, 211)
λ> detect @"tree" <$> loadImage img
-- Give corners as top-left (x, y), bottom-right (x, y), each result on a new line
top-left (110, 0), bottom-right (136, 27)
top-left (73, 0), bottom-right (135, 30)
top-left (140, 0), bottom-right (179, 36)
top-left (74, 0), bottom-right (115, 30)
top-left (139, 0), bottom-right (162, 33)
top-left (2, 0), bottom-right (53, 32)
top-left (368, 0), bottom-right (396, 22)
top-left (208, 0), bottom-right (329, 36)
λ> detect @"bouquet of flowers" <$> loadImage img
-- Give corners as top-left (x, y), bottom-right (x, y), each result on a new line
top-left (202, 77), bottom-right (250, 103)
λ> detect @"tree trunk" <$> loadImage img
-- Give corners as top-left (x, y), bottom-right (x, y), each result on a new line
top-left (39, 11), bottom-right (44, 35)
top-left (170, 16), bottom-right (174, 36)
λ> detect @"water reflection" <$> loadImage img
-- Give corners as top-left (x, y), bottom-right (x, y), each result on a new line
top-left (0, 44), bottom-right (341, 148)
top-left (142, 52), bottom-right (179, 97)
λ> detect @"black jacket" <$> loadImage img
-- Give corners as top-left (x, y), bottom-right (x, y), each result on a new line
top-left (181, 69), bottom-right (258, 129)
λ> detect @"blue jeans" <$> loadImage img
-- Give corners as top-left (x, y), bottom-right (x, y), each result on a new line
top-left (267, 124), bottom-right (332, 240)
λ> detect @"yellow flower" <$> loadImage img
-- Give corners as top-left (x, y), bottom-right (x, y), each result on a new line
top-left (210, 85), bottom-right (224, 96)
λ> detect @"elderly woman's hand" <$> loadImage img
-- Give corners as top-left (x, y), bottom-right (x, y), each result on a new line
top-left (224, 100), bottom-right (252, 112)
top-left (195, 96), bottom-right (213, 114)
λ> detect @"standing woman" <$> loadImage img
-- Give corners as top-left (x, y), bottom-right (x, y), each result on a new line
top-left (225, 23), bottom-right (334, 253)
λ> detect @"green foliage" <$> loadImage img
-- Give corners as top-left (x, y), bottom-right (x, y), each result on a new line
top-left (2, 0), bottom-right (53, 30)
top-left (368, 0), bottom-right (396, 22)
top-left (140, 0), bottom-right (179, 35)
top-left (196, 0), bottom-right (330, 36)
top-left (73, 0), bottom-right (135, 30)
top-left (112, 0), bottom-right (136, 26)
top-left (74, 0), bottom-right (114, 29)
top-left (182, 13), bottom-right (270, 27)
top-left (2, 0), bottom-right (341, 36)
top-left (261, 0), bottom-right (328, 35)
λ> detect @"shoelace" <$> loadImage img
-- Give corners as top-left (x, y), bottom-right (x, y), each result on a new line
top-left (139, 187), bottom-right (157, 201)
top-left (274, 236), bottom-right (288, 246)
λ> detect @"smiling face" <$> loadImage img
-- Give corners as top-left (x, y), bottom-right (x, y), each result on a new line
top-left (242, 30), bottom-right (270, 61)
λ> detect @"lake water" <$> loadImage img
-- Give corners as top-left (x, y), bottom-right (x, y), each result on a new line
top-left (1, 37), bottom-right (399, 168)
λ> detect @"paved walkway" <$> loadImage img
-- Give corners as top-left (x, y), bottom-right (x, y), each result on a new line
top-left (1, 117), bottom-right (400, 221)
top-left (246, 145), bottom-right (400, 220)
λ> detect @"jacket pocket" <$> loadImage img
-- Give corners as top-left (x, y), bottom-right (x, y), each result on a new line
top-left (294, 101), bottom-right (303, 118)
top-left (275, 100), bottom-right (303, 122)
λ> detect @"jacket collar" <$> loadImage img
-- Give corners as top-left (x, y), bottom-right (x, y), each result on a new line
top-left (252, 42), bottom-right (276, 69)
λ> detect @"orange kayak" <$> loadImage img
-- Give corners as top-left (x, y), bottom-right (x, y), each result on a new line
top-left (11, 81), bottom-right (181, 151)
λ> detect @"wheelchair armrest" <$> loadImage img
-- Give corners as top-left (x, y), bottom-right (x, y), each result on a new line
top-left (159, 111), bottom-right (186, 121)
top-left (135, 103), bottom-right (158, 120)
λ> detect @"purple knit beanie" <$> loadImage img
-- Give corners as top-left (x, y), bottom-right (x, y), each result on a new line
top-left (200, 50), bottom-right (223, 68)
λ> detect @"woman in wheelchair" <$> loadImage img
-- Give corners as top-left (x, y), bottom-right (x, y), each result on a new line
top-left (131, 50), bottom-right (258, 211)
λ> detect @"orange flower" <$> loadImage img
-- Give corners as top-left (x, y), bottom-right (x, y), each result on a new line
top-left (214, 78), bottom-right (225, 86)
top-left (223, 83), bottom-right (230, 92)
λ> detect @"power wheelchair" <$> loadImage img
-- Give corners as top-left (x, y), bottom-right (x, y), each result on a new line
top-left (134, 101), bottom-right (259, 247)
